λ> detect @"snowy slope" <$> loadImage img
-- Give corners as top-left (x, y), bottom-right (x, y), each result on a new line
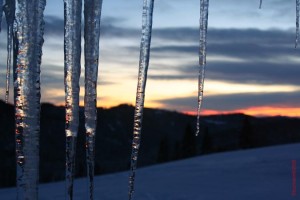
top-left (1, 143), bottom-right (299, 200)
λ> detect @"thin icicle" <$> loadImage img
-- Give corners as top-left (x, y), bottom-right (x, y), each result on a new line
top-left (128, 0), bottom-right (154, 199)
top-left (63, 0), bottom-right (82, 199)
top-left (14, 0), bottom-right (46, 199)
top-left (4, 0), bottom-right (15, 103)
top-left (196, 0), bottom-right (209, 136)
top-left (296, 0), bottom-right (299, 48)
top-left (0, 0), bottom-right (3, 32)
top-left (84, 0), bottom-right (103, 199)
top-left (259, 0), bottom-right (262, 9)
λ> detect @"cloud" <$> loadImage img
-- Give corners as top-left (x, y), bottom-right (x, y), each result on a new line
top-left (146, 28), bottom-right (300, 86)
top-left (1, 12), bottom-right (300, 109)
top-left (162, 60), bottom-right (300, 85)
top-left (44, 15), bottom-right (139, 38)
top-left (156, 91), bottom-right (300, 111)
top-left (148, 74), bottom-right (196, 80)
top-left (16, 23), bottom-right (300, 85)
top-left (206, 61), bottom-right (300, 85)
top-left (44, 16), bottom-right (64, 36)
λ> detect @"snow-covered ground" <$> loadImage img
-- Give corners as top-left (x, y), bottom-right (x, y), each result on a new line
top-left (1, 143), bottom-right (299, 200)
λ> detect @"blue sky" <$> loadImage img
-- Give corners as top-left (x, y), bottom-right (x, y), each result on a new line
top-left (1, 0), bottom-right (300, 116)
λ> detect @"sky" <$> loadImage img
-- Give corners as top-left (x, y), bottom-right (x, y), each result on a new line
top-left (1, 0), bottom-right (300, 117)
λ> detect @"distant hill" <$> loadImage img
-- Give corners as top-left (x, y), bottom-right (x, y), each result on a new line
top-left (0, 100), bottom-right (300, 187)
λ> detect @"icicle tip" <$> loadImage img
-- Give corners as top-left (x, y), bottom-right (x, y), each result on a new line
top-left (259, 0), bottom-right (262, 9)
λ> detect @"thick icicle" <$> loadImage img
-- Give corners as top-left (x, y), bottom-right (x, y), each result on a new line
top-left (4, 0), bottom-right (15, 103)
top-left (14, 0), bottom-right (46, 199)
top-left (296, 0), bottom-right (299, 48)
top-left (63, 0), bottom-right (82, 199)
top-left (128, 0), bottom-right (155, 199)
top-left (259, 0), bottom-right (262, 9)
top-left (196, 0), bottom-right (209, 136)
top-left (84, 0), bottom-right (103, 199)
top-left (0, 0), bottom-right (3, 32)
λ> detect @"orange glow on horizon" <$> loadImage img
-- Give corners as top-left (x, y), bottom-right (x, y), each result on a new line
top-left (183, 106), bottom-right (300, 117)
top-left (44, 100), bottom-right (300, 118)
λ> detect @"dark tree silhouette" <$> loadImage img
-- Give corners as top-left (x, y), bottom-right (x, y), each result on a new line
top-left (173, 141), bottom-right (182, 160)
top-left (240, 116), bottom-right (253, 149)
top-left (157, 137), bottom-right (169, 163)
top-left (202, 127), bottom-right (212, 154)
top-left (182, 124), bottom-right (197, 158)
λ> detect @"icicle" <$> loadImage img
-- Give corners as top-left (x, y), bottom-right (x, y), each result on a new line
top-left (0, 0), bottom-right (3, 32)
top-left (14, 0), bottom-right (46, 199)
top-left (4, 0), bottom-right (15, 103)
top-left (259, 0), bottom-right (262, 9)
top-left (63, 0), bottom-right (82, 199)
top-left (196, 0), bottom-right (209, 136)
top-left (84, 0), bottom-right (103, 199)
top-left (296, 0), bottom-right (299, 48)
top-left (128, 0), bottom-right (155, 199)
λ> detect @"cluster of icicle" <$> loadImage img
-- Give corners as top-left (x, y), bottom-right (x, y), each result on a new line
top-left (64, 0), bottom-right (103, 199)
top-left (0, 0), bottom-right (103, 199)
top-left (63, 0), bottom-right (104, 199)
top-left (5, 1), bottom-right (45, 199)
top-left (1, 0), bottom-right (300, 199)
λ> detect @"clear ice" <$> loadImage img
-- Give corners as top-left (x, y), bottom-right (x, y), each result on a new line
top-left (196, 0), bottom-right (209, 136)
top-left (63, 0), bottom-right (82, 199)
top-left (14, 0), bottom-right (46, 199)
top-left (0, 0), bottom-right (3, 32)
top-left (128, 0), bottom-right (155, 199)
top-left (296, 0), bottom-right (299, 47)
top-left (84, 0), bottom-right (103, 199)
top-left (4, 0), bottom-right (15, 103)
top-left (259, 0), bottom-right (262, 9)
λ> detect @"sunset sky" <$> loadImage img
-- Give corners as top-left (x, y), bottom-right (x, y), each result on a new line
top-left (1, 0), bottom-right (300, 117)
